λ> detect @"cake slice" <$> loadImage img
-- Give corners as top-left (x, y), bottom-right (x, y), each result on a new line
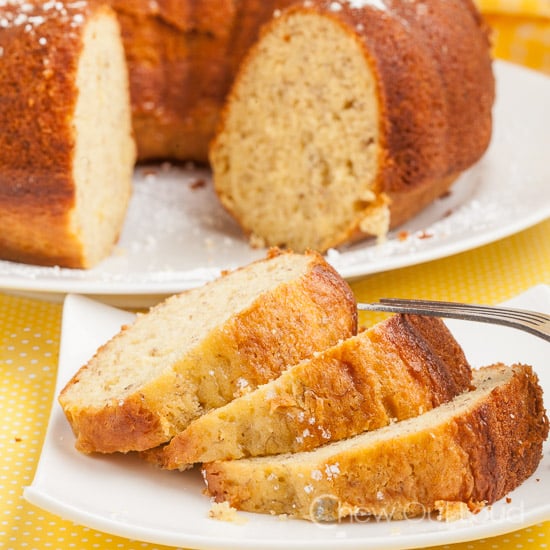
top-left (203, 363), bottom-right (548, 521)
top-left (0, 1), bottom-right (135, 268)
top-left (58, 250), bottom-right (357, 453)
top-left (156, 314), bottom-right (472, 469)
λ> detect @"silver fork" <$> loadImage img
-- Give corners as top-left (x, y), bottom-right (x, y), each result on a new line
top-left (357, 298), bottom-right (550, 342)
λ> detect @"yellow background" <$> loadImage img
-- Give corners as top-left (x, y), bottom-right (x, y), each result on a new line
top-left (478, 0), bottom-right (550, 74)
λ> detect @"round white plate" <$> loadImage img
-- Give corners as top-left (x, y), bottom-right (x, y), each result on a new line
top-left (1, 61), bottom-right (550, 306)
top-left (24, 285), bottom-right (550, 549)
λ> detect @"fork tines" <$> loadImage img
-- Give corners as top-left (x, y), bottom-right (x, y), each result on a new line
top-left (357, 298), bottom-right (550, 342)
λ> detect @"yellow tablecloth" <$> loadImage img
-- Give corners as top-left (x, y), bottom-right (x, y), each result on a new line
top-left (2, 222), bottom-right (549, 550)
top-left (476, 0), bottom-right (550, 74)
top-left (1, 2), bottom-right (549, 549)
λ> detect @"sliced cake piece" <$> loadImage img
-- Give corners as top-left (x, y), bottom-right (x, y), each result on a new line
top-left (58, 250), bottom-right (357, 453)
top-left (203, 363), bottom-right (548, 521)
top-left (156, 314), bottom-right (472, 469)
top-left (0, 1), bottom-right (135, 268)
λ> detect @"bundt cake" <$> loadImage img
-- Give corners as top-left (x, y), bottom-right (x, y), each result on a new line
top-left (0, 0), bottom-right (135, 268)
top-left (0, 0), bottom-right (495, 268)
top-left (58, 250), bottom-right (358, 453)
top-left (210, 0), bottom-right (495, 252)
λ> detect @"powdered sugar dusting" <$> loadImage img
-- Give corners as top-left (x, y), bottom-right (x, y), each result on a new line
top-left (348, 0), bottom-right (387, 9)
top-left (327, 0), bottom-right (387, 11)
top-left (0, 1), bottom-right (89, 31)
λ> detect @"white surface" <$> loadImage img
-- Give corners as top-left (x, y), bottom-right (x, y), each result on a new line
top-left (1, 61), bottom-right (550, 305)
top-left (25, 286), bottom-right (550, 550)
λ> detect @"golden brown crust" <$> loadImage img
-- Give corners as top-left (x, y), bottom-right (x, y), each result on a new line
top-left (154, 314), bottom-right (471, 468)
top-left (63, 392), bottom-right (164, 455)
top-left (0, 2), bottom-right (100, 267)
top-left (380, 0), bottom-right (494, 227)
top-left (192, 252), bottom-right (358, 402)
top-left (118, 0), bottom-right (493, 171)
top-left (455, 365), bottom-right (548, 503)
top-left (320, 0), bottom-right (494, 195)
top-left (203, 364), bottom-right (548, 520)
top-left (59, 250), bottom-right (357, 454)
top-left (379, 314), bottom-right (473, 403)
top-left (0, 1), bottom-right (134, 268)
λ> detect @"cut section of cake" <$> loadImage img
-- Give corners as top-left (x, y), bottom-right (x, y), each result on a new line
top-left (0, 1), bottom-right (136, 268)
top-left (211, 0), bottom-right (495, 252)
top-left (59, 250), bottom-right (357, 453)
top-left (157, 314), bottom-right (472, 469)
top-left (203, 363), bottom-right (548, 521)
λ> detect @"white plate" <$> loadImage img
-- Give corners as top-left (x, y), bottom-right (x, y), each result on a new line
top-left (2, 60), bottom-right (550, 306)
top-left (25, 285), bottom-right (550, 550)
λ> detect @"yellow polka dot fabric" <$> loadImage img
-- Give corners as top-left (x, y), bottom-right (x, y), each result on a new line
top-left (475, 0), bottom-right (550, 74)
top-left (352, 219), bottom-right (550, 327)
top-left (1, 219), bottom-right (549, 550)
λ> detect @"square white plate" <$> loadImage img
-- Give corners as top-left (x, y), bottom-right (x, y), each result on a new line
top-left (25, 286), bottom-right (550, 549)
